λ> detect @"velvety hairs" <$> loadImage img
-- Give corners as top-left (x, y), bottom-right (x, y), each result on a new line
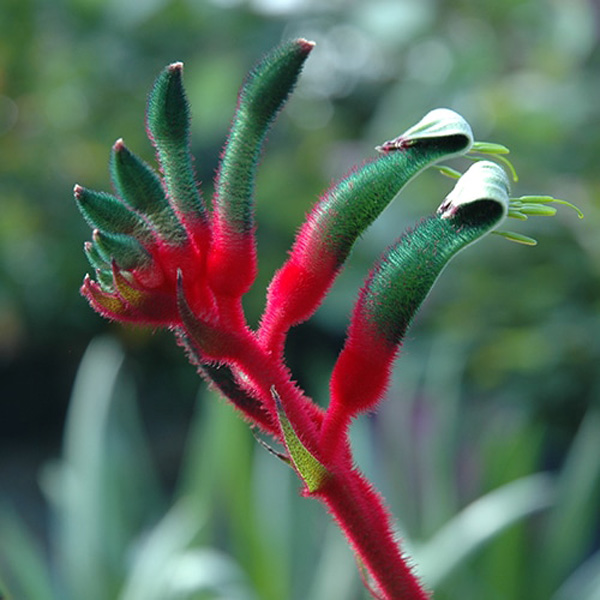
top-left (74, 39), bottom-right (575, 599)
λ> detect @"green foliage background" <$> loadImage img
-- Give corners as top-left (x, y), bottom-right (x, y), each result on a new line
top-left (1, 0), bottom-right (599, 598)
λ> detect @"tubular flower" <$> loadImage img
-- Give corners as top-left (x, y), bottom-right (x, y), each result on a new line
top-left (78, 61), bottom-right (211, 326)
top-left (323, 162), bottom-right (510, 457)
top-left (75, 39), bottom-right (580, 600)
top-left (259, 108), bottom-right (475, 355)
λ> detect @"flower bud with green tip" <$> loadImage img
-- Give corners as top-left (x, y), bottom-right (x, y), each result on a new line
top-left (90, 228), bottom-right (151, 272)
top-left (208, 39), bottom-right (315, 302)
top-left (110, 139), bottom-right (187, 242)
top-left (74, 185), bottom-right (153, 241)
top-left (146, 62), bottom-right (209, 251)
top-left (259, 108), bottom-right (475, 354)
top-left (322, 161), bottom-right (510, 457)
top-left (78, 65), bottom-right (218, 326)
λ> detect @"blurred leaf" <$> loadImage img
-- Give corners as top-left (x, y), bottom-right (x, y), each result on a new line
top-left (44, 337), bottom-right (163, 600)
top-left (118, 498), bottom-right (254, 600)
top-left (305, 523), bottom-right (362, 600)
top-left (415, 473), bottom-right (556, 587)
top-left (553, 549), bottom-right (600, 600)
top-left (534, 407), bottom-right (600, 598)
top-left (177, 393), bottom-right (288, 600)
top-left (0, 507), bottom-right (54, 600)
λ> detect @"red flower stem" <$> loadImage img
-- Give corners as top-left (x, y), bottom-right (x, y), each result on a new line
top-left (181, 320), bottom-right (324, 444)
top-left (182, 315), bottom-right (428, 598)
top-left (316, 470), bottom-right (430, 600)
top-left (239, 342), bottom-right (429, 597)
top-left (237, 360), bottom-right (429, 598)
top-left (233, 334), bottom-right (325, 441)
top-left (215, 294), bottom-right (249, 334)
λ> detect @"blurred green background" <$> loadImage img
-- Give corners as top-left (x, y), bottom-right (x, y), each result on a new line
top-left (1, 0), bottom-right (599, 598)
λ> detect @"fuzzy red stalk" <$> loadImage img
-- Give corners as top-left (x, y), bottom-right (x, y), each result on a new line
top-left (76, 39), bottom-right (436, 600)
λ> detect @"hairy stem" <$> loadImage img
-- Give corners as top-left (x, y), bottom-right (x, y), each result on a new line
top-left (317, 471), bottom-right (430, 599)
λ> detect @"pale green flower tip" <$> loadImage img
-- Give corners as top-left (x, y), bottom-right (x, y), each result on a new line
top-left (438, 160), bottom-right (510, 220)
top-left (376, 108), bottom-right (474, 154)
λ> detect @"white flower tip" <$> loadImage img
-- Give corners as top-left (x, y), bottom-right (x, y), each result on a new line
top-left (438, 161), bottom-right (511, 219)
top-left (297, 38), bottom-right (316, 49)
top-left (377, 108), bottom-right (474, 154)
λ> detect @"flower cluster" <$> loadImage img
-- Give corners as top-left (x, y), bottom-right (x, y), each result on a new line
top-left (75, 39), bottom-right (579, 599)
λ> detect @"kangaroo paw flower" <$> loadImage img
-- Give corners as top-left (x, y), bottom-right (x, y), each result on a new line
top-left (259, 108), bottom-right (474, 354)
top-left (209, 39), bottom-right (315, 300)
top-left (323, 162), bottom-right (510, 456)
top-left (146, 62), bottom-right (208, 247)
top-left (75, 40), bottom-right (579, 600)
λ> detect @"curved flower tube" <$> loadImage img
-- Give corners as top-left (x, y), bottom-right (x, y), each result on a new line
top-left (259, 108), bottom-right (475, 355)
top-left (323, 162), bottom-right (510, 458)
top-left (74, 39), bottom-right (578, 600)
top-left (209, 39), bottom-right (315, 306)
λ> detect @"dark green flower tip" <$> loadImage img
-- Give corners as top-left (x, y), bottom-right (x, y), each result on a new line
top-left (214, 38), bottom-right (315, 236)
top-left (92, 229), bottom-right (151, 271)
top-left (146, 62), bottom-right (189, 146)
top-left (110, 139), bottom-right (168, 213)
top-left (74, 184), bottom-right (152, 241)
top-left (239, 38), bottom-right (315, 130)
top-left (110, 139), bottom-right (186, 241)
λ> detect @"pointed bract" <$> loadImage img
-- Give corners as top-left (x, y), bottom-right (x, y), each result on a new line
top-left (92, 229), bottom-right (151, 271)
top-left (110, 139), bottom-right (186, 242)
top-left (272, 388), bottom-right (330, 494)
top-left (74, 184), bottom-right (152, 241)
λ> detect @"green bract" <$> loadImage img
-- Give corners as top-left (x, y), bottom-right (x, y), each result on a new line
top-left (272, 388), bottom-right (330, 494)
